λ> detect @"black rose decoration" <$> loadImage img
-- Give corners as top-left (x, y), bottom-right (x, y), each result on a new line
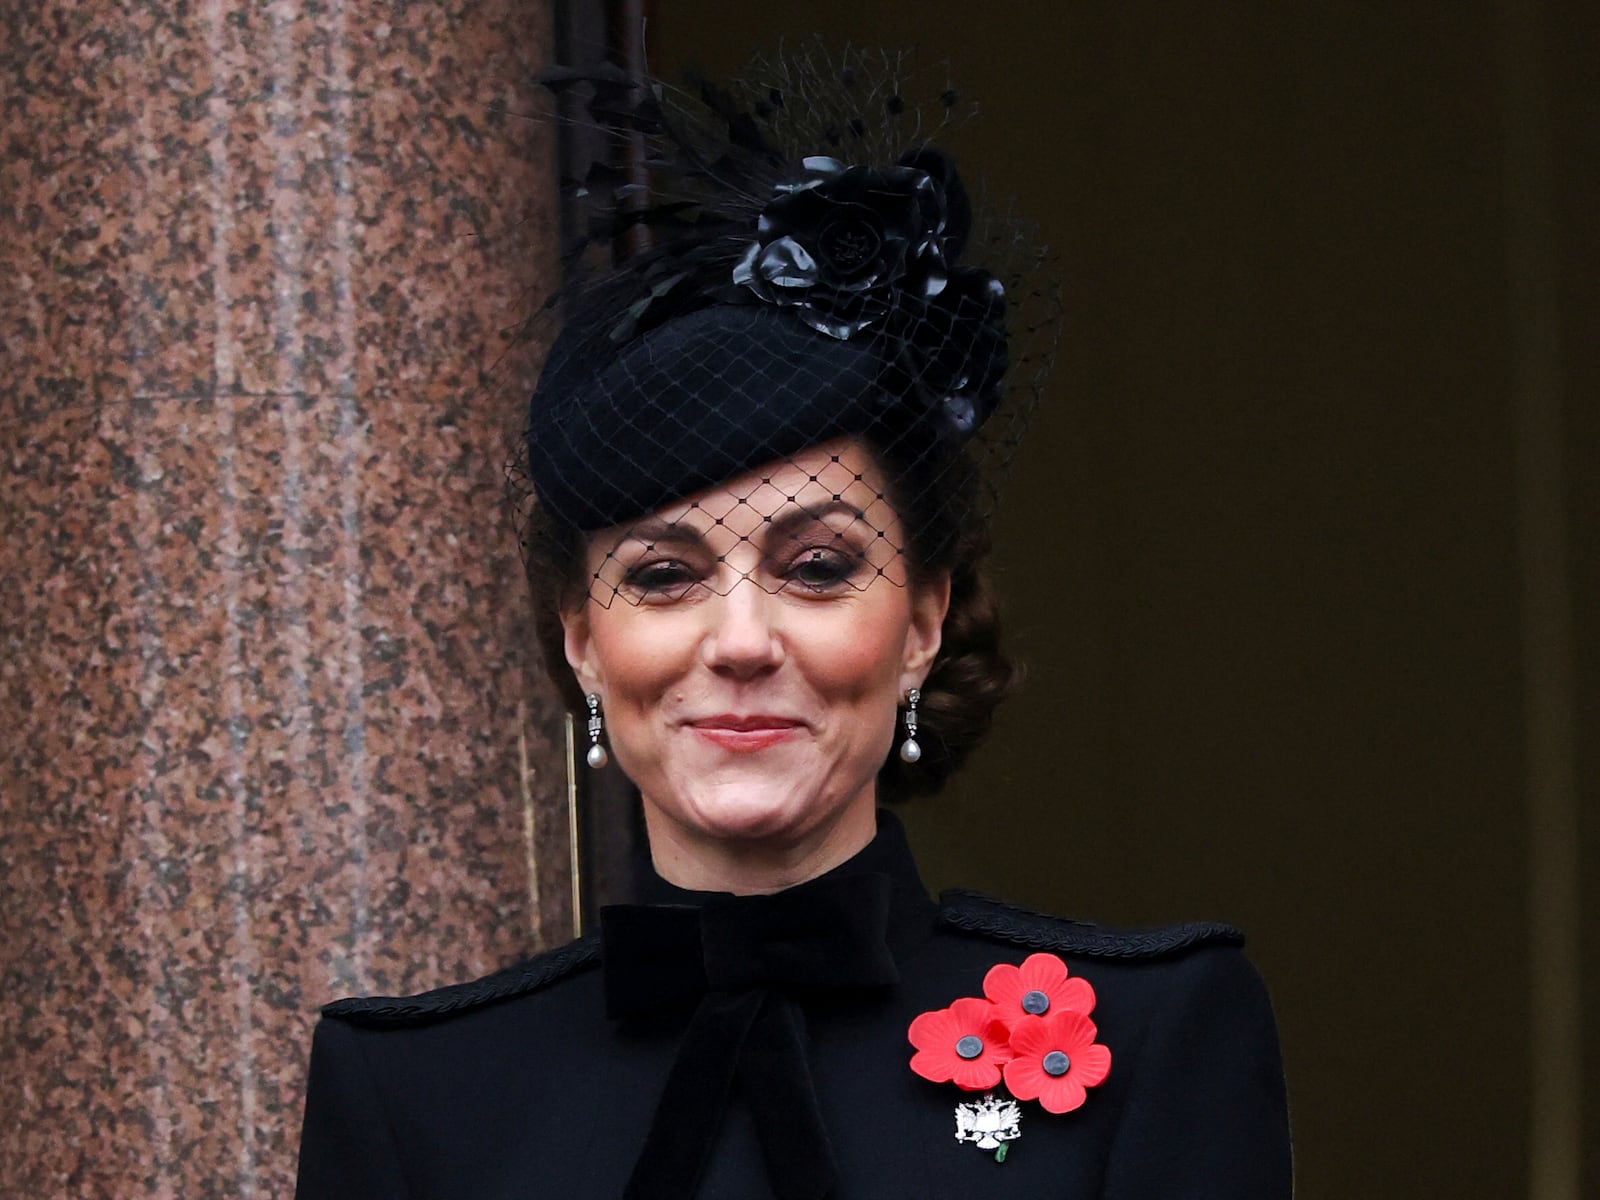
top-left (883, 266), bottom-right (1009, 437)
top-left (733, 155), bottom-right (951, 339)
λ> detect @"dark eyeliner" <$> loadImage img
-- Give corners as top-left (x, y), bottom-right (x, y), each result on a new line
top-left (620, 558), bottom-right (702, 597)
top-left (784, 546), bottom-right (862, 591)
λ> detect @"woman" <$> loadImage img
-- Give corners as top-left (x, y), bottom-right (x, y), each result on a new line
top-left (295, 51), bottom-right (1291, 1199)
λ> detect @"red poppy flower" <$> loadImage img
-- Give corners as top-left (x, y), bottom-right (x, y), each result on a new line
top-left (908, 996), bottom-right (1014, 1091)
top-left (983, 952), bottom-right (1096, 1024)
top-left (1002, 1009), bottom-right (1112, 1114)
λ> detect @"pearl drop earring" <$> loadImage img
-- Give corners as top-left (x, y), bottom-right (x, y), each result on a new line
top-left (585, 693), bottom-right (609, 769)
top-left (899, 688), bottom-right (922, 763)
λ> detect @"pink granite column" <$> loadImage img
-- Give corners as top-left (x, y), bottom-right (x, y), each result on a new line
top-left (0, 2), bottom-right (566, 1195)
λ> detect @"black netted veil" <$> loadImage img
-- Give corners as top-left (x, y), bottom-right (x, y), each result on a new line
top-left (516, 45), bottom-right (1059, 607)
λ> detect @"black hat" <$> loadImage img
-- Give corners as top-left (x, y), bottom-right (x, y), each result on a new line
top-left (522, 46), bottom-right (1054, 572)
top-left (527, 304), bottom-right (891, 530)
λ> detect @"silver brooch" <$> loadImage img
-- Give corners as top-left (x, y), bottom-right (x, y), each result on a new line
top-left (954, 1093), bottom-right (1022, 1161)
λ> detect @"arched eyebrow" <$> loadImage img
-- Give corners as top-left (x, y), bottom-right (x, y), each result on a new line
top-left (613, 517), bottom-right (705, 549)
top-left (616, 501), bottom-right (870, 550)
top-left (764, 500), bottom-right (869, 539)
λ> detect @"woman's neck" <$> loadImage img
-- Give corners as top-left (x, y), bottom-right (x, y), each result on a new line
top-left (642, 802), bottom-right (879, 896)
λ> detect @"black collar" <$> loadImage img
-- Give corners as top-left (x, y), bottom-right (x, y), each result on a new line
top-left (629, 807), bottom-right (940, 960)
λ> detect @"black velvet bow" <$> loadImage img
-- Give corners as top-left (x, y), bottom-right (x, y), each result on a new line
top-left (602, 872), bottom-right (900, 1200)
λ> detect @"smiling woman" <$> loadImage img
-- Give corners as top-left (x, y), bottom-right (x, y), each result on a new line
top-left (293, 45), bottom-right (1291, 1200)
top-left (566, 438), bottom-right (948, 893)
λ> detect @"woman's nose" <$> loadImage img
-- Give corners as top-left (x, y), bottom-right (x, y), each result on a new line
top-left (699, 578), bottom-right (784, 676)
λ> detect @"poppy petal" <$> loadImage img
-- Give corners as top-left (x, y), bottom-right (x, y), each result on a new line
top-left (1058, 976), bottom-right (1096, 1016)
top-left (907, 1007), bottom-right (955, 1049)
top-left (909, 1047), bottom-right (956, 1084)
top-left (1052, 1009), bottom-right (1098, 1048)
top-left (952, 1057), bottom-right (1003, 1091)
top-left (1039, 1075), bottom-right (1088, 1114)
top-left (982, 1017), bottom-right (1016, 1052)
top-left (1002, 1056), bottom-right (1046, 1101)
top-left (1073, 1043), bottom-right (1112, 1087)
top-left (1005, 1017), bottom-right (1053, 1058)
top-left (949, 996), bottom-right (1000, 1026)
top-left (1018, 952), bottom-right (1068, 992)
top-left (981, 961), bottom-right (1022, 1006)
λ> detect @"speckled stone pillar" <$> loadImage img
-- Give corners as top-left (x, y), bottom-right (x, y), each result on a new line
top-left (0, 2), bottom-right (564, 1196)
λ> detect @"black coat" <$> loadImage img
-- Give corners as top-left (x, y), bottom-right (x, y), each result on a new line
top-left (295, 816), bottom-right (1291, 1198)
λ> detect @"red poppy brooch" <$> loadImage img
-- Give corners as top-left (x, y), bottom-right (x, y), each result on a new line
top-left (907, 953), bottom-right (1111, 1161)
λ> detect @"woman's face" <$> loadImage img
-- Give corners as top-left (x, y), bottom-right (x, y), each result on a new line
top-left (562, 438), bottom-right (949, 884)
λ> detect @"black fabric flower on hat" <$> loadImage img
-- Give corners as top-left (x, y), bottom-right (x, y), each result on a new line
top-left (733, 154), bottom-right (952, 339)
top-left (730, 145), bottom-right (1006, 439)
top-left (884, 265), bottom-right (1009, 437)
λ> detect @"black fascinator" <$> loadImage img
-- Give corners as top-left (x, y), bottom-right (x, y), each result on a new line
top-left (520, 44), bottom-right (1059, 599)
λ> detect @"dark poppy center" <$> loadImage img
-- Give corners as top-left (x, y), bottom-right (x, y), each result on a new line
top-left (817, 212), bottom-right (883, 276)
top-left (1042, 1050), bottom-right (1071, 1077)
top-left (1021, 989), bottom-right (1050, 1015)
top-left (955, 1035), bottom-right (984, 1060)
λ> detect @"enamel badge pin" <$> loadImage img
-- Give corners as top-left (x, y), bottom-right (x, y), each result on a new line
top-left (954, 1094), bottom-right (1022, 1161)
top-left (907, 953), bottom-right (1112, 1162)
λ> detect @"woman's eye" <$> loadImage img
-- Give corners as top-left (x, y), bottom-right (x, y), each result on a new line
top-left (621, 559), bottom-right (703, 599)
top-left (785, 548), bottom-right (860, 591)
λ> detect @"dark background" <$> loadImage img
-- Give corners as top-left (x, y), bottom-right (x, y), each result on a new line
top-left (578, 3), bottom-right (1596, 1197)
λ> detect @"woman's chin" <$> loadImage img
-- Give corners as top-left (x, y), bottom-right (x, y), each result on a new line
top-left (684, 788), bottom-right (817, 843)
top-left (663, 773), bottom-right (863, 847)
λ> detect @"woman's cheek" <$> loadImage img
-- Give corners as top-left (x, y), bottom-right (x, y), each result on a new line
top-left (598, 613), bottom-right (698, 694)
top-left (802, 602), bottom-right (911, 691)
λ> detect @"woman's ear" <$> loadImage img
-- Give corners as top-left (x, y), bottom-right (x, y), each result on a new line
top-left (900, 570), bottom-right (952, 691)
top-left (561, 605), bottom-right (601, 697)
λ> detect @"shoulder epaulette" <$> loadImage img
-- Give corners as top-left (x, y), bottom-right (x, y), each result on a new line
top-left (320, 933), bottom-right (602, 1028)
top-left (938, 889), bottom-right (1244, 960)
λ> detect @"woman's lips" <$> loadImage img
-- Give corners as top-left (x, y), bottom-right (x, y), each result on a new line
top-left (687, 716), bottom-right (804, 752)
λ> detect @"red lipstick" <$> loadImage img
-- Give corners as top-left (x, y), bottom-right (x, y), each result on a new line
top-left (687, 714), bottom-right (803, 752)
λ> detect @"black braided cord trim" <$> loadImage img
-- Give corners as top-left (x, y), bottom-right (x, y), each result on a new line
top-left (320, 934), bottom-right (603, 1028)
top-left (938, 889), bottom-right (1244, 960)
